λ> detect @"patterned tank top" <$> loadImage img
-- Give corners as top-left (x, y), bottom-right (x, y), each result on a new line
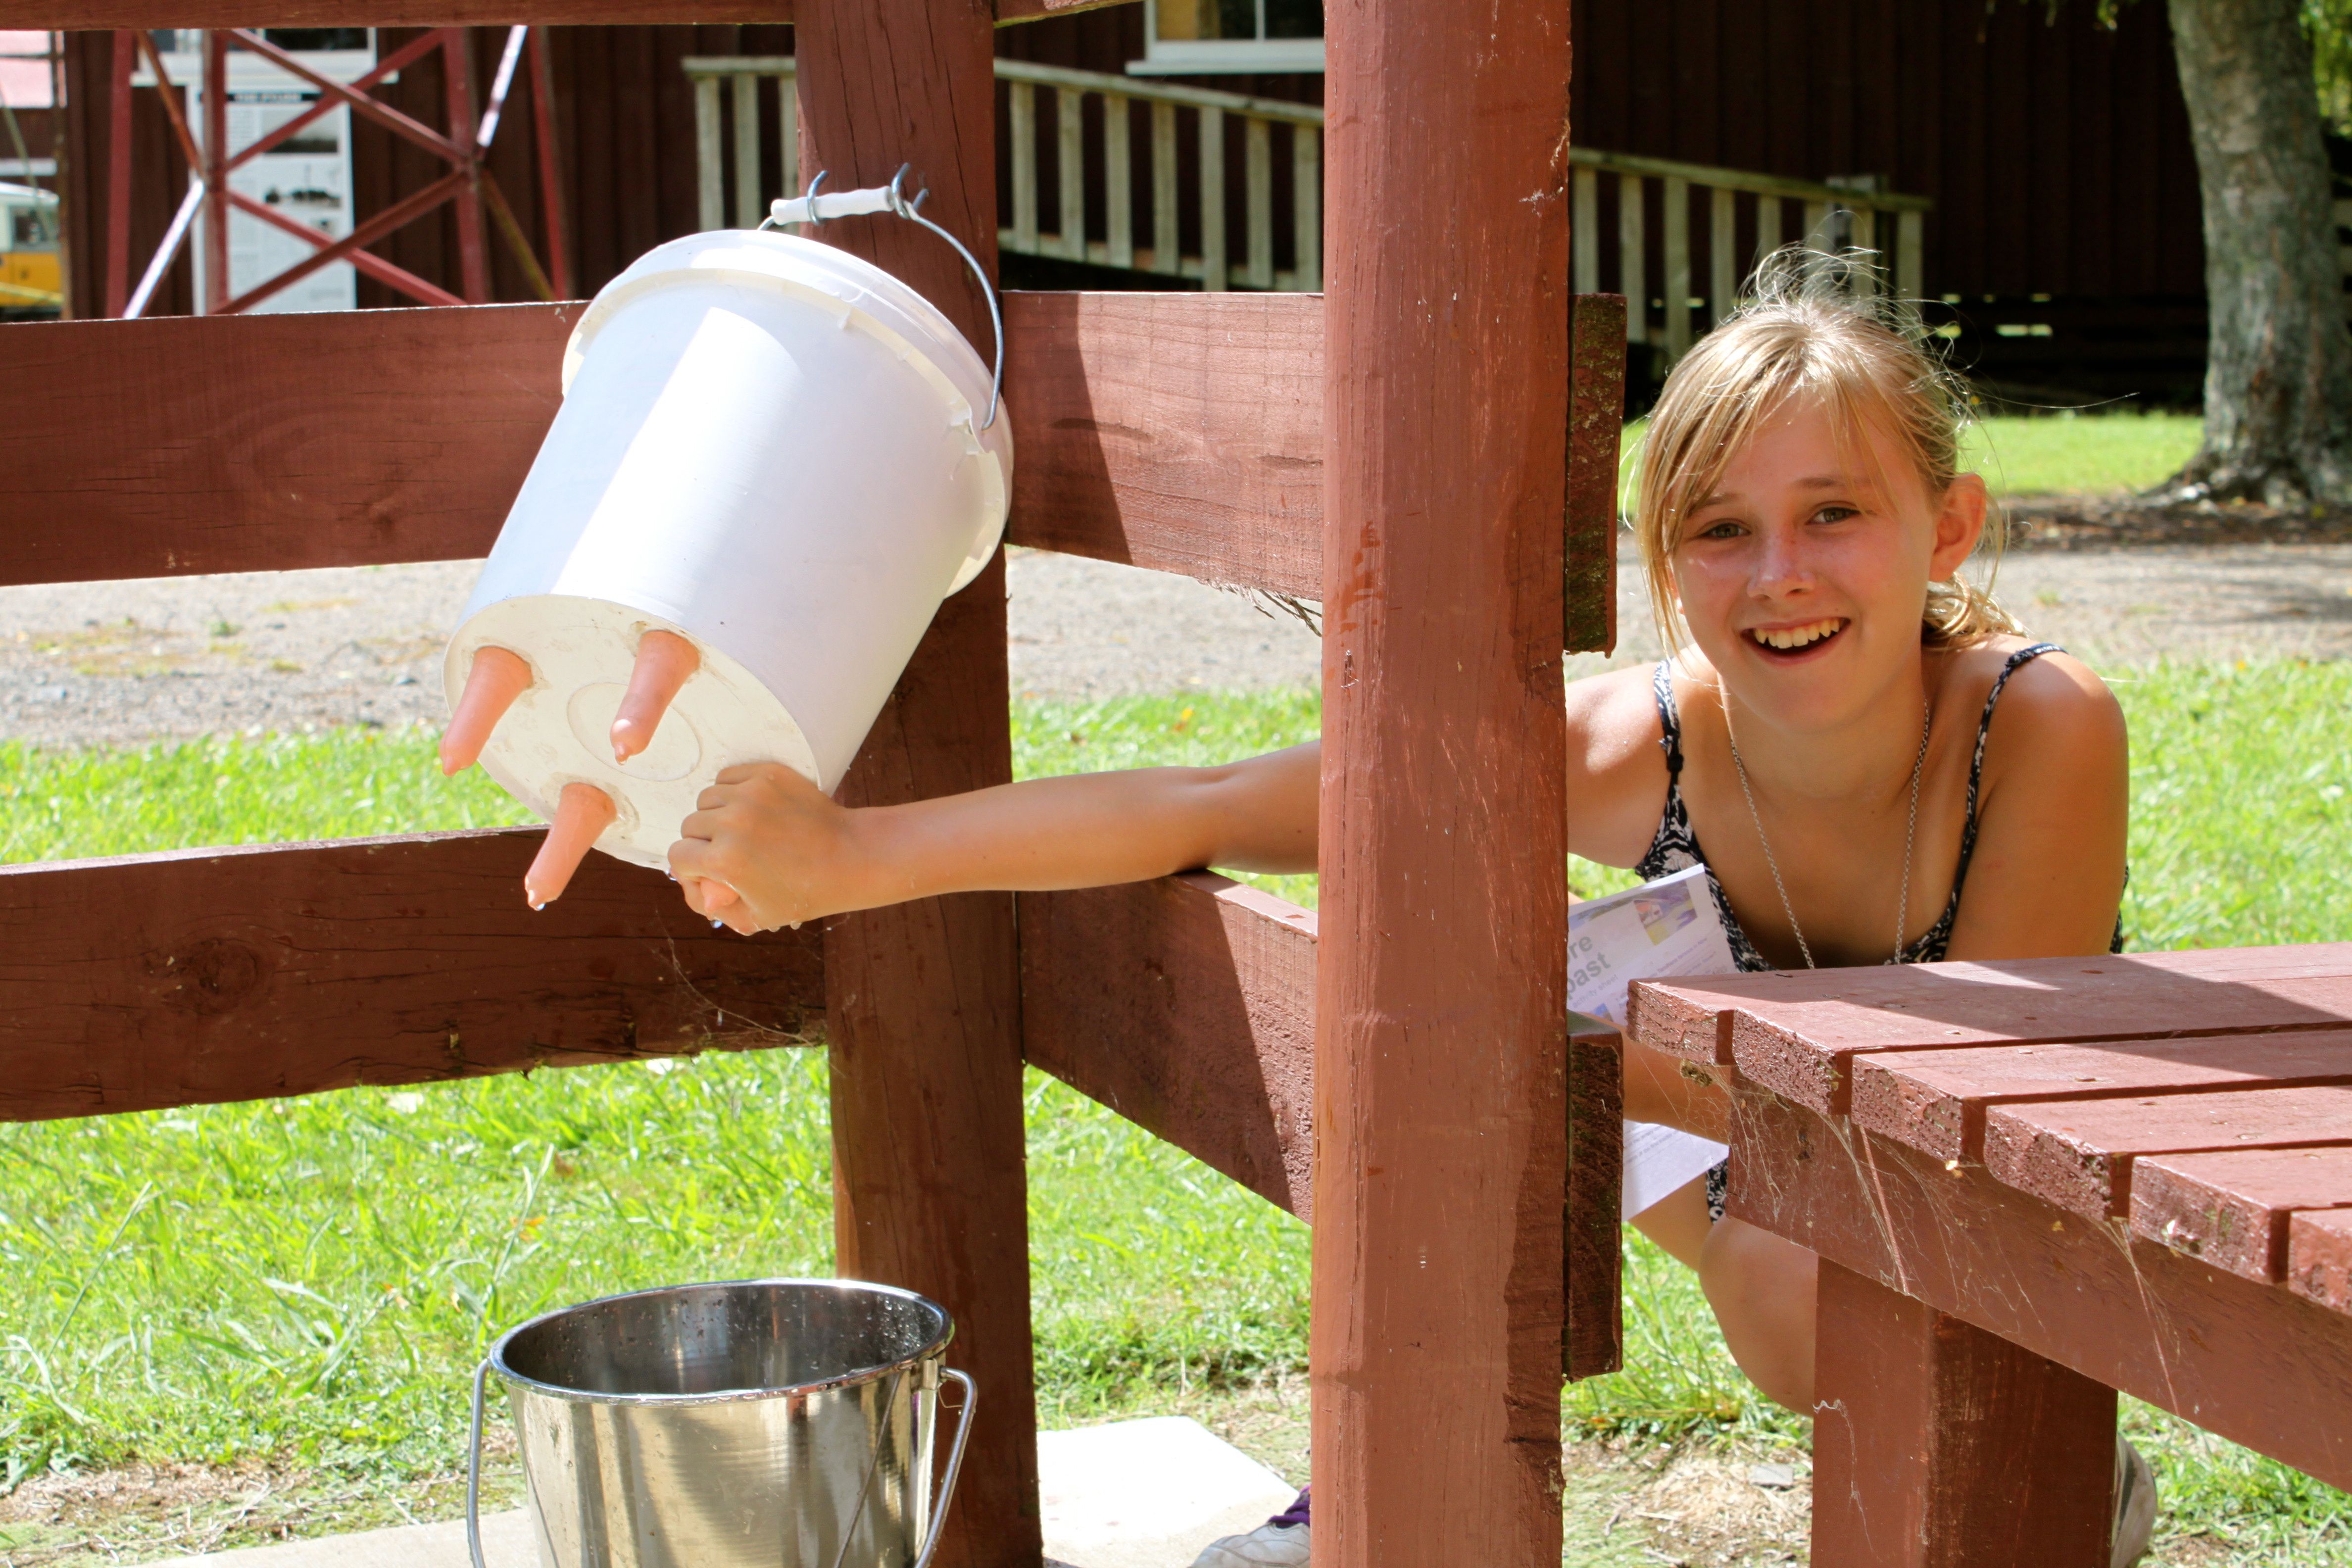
top-left (1631, 642), bottom-right (2103, 972)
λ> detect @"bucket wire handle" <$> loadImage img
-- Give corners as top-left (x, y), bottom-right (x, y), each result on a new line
top-left (765, 164), bottom-right (1005, 431)
top-left (465, 1357), bottom-right (491, 1568)
top-left (914, 1368), bottom-right (979, 1568)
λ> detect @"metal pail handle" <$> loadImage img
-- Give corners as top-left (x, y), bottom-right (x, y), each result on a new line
top-left (462, 1359), bottom-right (978, 1568)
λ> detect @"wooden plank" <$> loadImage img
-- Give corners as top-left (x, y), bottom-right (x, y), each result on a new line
top-left (795, 6), bottom-right (1041, 1566)
top-left (1020, 873), bottom-right (1315, 1219)
top-left (1244, 115), bottom-right (1273, 290)
top-left (2132, 1147), bottom-right (2352, 1283)
top-left (1898, 208), bottom-right (1925, 300)
top-left (0, 0), bottom-right (1122, 23)
top-left (1983, 1084), bottom-right (2352, 1220)
top-left (1001, 289), bottom-right (1323, 596)
top-left (2288, 1208), bottom-right (2352, 1315)
top-left (1056, 83), bottom-right (1085, 262)
top-left (730, 70), bottom-right (762, 230)
top-left (0, 829), bottom-right (821, 1124)
top-left (1565, 292), bottom-right (1625, 656)
top-left (1566, 1016), bottom-right (1624, 1380)
top-left (695, 60), bottom-right (725, 226)
top-left (1850, 1030), bottom-right (2352, 1162)
top-left (1292, 125), bottom-right (1320, 291)
top-left (1754, 192), bottom-right (1782, 273)
top-left (1572, 168), bottom-right (1598, 295)
top-left (1627, 943), bottom-right (2352, 1109)
top-left (1812, 1261), bottom-right (2115, 1568)
top-left (0, 302), bottom-right (576, 587)
top-left (1009, 80), bottom-right (1039, 254)
top-left (0, 294), bottom-right (1326, 595)
top-left (1198, 105), bottom-right (1225, 292)
top-left (1149, 99), bottom-right (1179, 275)
top-left (777, 72), bottom-right (800, 210)
top-left (1727, 1086), bottom-right (2352, 1489)
top-left (1313, 0), bottom-right (1572, 1555)
top-left (1709, 185), bottom-right (1736, 325)
top-left (1662, 174), bottom-right (1690, 357)
top-left (6, 0), bottom-right (796, 21)
top-left (1618, 172), bottom-right (1646, 343)
top-left (1103, 92), bottom-right (1132, 269)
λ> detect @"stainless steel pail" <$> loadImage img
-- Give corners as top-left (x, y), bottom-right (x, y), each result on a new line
top-left (464, 1278), bottom-right (974, 1568)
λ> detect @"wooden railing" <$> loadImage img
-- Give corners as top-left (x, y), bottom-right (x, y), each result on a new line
top-left (686, 58), bottom-right (1934, 335)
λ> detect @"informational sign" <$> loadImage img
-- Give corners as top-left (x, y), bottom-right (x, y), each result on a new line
top-left (187, 90), bottom-right (356, 313)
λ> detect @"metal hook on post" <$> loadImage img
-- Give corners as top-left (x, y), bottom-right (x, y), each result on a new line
top-left (763, 163), bottom-right (1003, 430)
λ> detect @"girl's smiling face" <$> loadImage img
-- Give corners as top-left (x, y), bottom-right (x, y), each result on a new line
top-left (1668, 396), bottom-right (1986, 731)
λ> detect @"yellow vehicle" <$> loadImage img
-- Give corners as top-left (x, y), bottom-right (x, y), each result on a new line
top-left (0, 181), bottom-right (59, 317)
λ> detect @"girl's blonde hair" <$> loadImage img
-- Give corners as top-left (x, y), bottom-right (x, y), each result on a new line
top-left (1631, 247), bottom-right (2018, 651)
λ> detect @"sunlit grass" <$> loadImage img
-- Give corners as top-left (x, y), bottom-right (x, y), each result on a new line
top-left (1620, 409), bottom-right (2206, 509)
top-left (1, 665), bottom-right (2347, 1560)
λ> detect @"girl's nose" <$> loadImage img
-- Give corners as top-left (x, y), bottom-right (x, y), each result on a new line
top-left (1748, 524), bottom-right (1816, 598)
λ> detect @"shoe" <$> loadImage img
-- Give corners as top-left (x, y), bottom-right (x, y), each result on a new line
top-left (2112, 1436), bottom-right (2157, 1568)
top-left (1189, 1521), bottom-right (1309, 1567)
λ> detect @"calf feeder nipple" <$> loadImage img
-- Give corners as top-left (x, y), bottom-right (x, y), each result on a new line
top-left (526, 783), bottom-right (618, 909)
top-left (439, 164), bottom-right (1010, 910)
top-left (440, 646), bottom-right (533, 776)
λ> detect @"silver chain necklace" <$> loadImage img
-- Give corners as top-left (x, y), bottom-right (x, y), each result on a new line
top-left (1725, 699), bottom-right (1932, 969)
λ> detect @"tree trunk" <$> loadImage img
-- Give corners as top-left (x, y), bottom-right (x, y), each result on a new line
top-left (2162, 0), bottom-right (2352, 507)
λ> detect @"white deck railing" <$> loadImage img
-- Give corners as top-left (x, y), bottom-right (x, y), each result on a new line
top-left (684, 56), bottom-right (1935, 342)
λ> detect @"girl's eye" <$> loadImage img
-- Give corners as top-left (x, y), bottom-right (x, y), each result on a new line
top-left (1692, 517), bottom-right (1745, 540)
top-left (1812, 504), bottom-right (1860, 525)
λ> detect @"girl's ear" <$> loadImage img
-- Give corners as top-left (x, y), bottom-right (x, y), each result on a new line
top-left (1930, 473), bottom-right (1988, 582)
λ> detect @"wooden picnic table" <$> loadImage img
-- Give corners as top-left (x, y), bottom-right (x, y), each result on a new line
top-left (1627, 942), bottom-right (2352, 1568)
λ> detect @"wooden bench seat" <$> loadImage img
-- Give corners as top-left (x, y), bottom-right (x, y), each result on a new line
top-left (1630, 945), bottom-right (2352, 1567)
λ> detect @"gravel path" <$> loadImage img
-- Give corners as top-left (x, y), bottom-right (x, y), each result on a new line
top-left (0, 537), bottom-right (2345, 750)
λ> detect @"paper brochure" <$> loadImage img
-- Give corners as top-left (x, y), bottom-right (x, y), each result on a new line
top-left (1567, 863), bottom-right (1737, 1220)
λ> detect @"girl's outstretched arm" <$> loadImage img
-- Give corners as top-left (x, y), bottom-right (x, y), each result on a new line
top-left (667, 742), bottom-right (1321, 932)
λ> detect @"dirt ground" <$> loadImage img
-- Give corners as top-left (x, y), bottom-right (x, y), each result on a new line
top-left (0, 520), bottom-right (2347, 750)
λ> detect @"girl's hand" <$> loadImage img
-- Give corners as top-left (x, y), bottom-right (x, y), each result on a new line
top-left (669, 763), bottom-right (867, 934)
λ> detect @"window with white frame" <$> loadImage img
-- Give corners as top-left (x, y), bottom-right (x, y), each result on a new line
top-left (1131, 0), bottom-right (1323, 75)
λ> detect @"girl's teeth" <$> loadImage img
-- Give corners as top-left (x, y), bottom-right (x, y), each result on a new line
top-left (1756, 620), bottom-right (1840, 649)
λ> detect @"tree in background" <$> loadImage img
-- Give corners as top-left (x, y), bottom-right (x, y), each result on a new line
top-left (2156, 0), bottom-right (2351, 505)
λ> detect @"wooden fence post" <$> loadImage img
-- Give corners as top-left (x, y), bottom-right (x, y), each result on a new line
top-left (794, 4), bottom-right (1042, 1566)
top-left (1813, 1262), bottom-right (2116, 1568)
top-left (1313, 0), bottom-right (1572, 1561)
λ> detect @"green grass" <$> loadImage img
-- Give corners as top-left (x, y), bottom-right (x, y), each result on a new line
top-left (1959, 410), bottom-right (2205, 498)
top-left (1, 670), bottom-right (2348, 1562)
top-left (1621, 409), bottom-right (2206, 507)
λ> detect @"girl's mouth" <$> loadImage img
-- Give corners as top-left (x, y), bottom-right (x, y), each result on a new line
top-left (1744, 617), bottom-right (1847, 658)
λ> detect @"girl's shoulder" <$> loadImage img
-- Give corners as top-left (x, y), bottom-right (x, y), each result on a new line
top-left (1936, 634), bottom-right (2125, 771)
top-left (1563, 663), bottom-right (1676, 863)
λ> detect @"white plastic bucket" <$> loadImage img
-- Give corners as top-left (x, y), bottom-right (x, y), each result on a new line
top-left (445, 229), bottom-right (1012, 869)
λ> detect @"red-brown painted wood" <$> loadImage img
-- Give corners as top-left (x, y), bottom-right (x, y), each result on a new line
top-left (1566, 1015), bottom-right (1625, 1380)
top-left (0, 303), bottom-right (576, 587)
top-left (1849, 1030), bottom-right (2352, 1161)
top-left (1628, 944), bottom-right (2352, 1110)
top-left (2288, 1208), bottom-right (2352, 1316)
top-left (1019, 872), bottom-right (1316, 1219)
top-left (0, 829), bottom-right (821, 1124)
top-left (1727, 1085), bottom-right (2352, 1486)
top-left (796, 6), bottom-right (1040, 1565)
top-left (1002, 290), bottom-right (1323, 598)
top-left (1982, 1085), bottom-right (2352, 1220)
top-left (0, 294), bottom-right (1327, 594)
top-left (1811, 1260), bottom-right (2115, 1568)
top-left (2, 1), bottom-right (1124, 27)
top-left (1311, 0), bottom-right (1573, 1559)
top-left (2132, 1147), bottom-right (2352, 1283)
top-left (1565, 292), bottom-right (1625, 656)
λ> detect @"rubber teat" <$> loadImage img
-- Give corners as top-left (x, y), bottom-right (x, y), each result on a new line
top-left (611, 630), bottom-right (700, 764)
top-left (525, 782), bottom-right (618, 908)
top-left (441, 645), bottom-right (532, 776)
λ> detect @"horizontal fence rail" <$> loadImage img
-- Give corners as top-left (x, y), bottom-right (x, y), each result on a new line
top-left (0, 0), bottom-right (1127, 28)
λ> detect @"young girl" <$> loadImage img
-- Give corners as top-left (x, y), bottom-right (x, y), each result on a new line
top-left (664, 257), bottom-right (2146, 1564)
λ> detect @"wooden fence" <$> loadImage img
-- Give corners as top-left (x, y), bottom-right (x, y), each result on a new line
top-left (686, 56), bottom-right (1934, 347)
